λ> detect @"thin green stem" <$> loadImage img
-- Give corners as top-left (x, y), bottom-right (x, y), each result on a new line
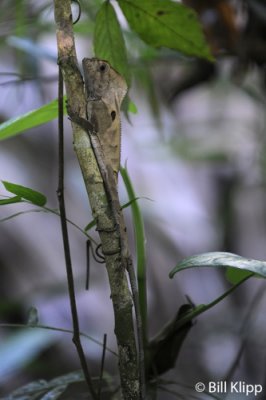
top-left (120, 165), bottom-right (148, 346)
top-left (176, 273), bottom-right (254, 329)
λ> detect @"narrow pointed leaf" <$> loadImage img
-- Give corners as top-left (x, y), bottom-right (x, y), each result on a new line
top-left (118, 0), bottom-right (213, 60)
top-left (0, 196), bottom-right (22, 205)
top-left (94, 1), bottom-right (131, 85)
top-left (169, 252), bottom-right (266, 279)
top-left (0, 97), bottom-right (66, 141)
top-left (120, 165), bottom-right (147, 343)
top-left (2, 181), bottom-right (47, 206)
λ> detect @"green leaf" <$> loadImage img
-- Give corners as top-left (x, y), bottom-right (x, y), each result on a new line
top-left (169, 252), bottom-right (266, 279)
top-left (225, 267), bottom-right (253, 285)
top-left (118, 0), bottom-right (213, 60)
top-left (84, 219), bottom-right (96, 232)
top-left (134, 65), bottom-right (161, 125)
top-left (0, 97), bottom-right (66, 141)
top-left (94, 1), bottom-right (131, 85)
top-left (2, 181), bottom-right (47, 206)
top-left (0, 196), bottom-right (22, 206)
top-left (128, 99), bottom-right (138, 114)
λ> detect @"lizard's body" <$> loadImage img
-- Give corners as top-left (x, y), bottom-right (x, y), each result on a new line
top-left (69, 58), bottom-right (145, 397)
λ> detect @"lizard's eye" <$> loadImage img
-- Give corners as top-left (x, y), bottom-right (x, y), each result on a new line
top-left (111, 111), bottom-right (116, 121)
top-left (99, 63), bottom-right (106, 72)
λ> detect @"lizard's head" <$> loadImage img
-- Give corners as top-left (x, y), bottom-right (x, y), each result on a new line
top-left (82, 58), bottom-right (127, 104)
top-left (82, 58), bottom-right (111, 100)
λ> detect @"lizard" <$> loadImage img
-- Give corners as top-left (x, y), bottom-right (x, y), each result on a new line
top-left (67, 58), bottom-right (145, 397)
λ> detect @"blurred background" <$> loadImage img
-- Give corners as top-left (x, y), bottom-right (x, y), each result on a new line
top-left (1, 0), bottom-right (266, 399)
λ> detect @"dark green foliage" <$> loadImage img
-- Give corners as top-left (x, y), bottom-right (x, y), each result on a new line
top-left (118, 0), bottom-right (213, 60)
top-left (94, 1), bottom-right (131, 85)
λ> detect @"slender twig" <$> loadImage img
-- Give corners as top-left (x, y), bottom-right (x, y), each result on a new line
top-left (86, 240), bottom-right (90, 290)
top-left (0, 323), bottom-right (117, 356)
top-left (98, 333), bottom-right (107, 399)
top-left (57, 66), bottom-right (97, 399)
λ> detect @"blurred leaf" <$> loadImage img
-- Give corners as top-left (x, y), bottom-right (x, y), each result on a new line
top-left (39, 386), bottom-right (67, 400)
top-left (134, 65), bottom-right (160, 125)
top-left (247, 0), bottom-right (266, 22)
top-left (3, 371), bottom-right (85, 399)
top-left (27, 307), bottom-right (39, 326)
top-left (2, 181), bottom-right (47, 206)
top-left (0, 196), bottom-right (22, 205)
top-left (0, 97), bottom-right (66, 141)
top-left (240, 84), bottom-right (266, 104)
top-left (9, 379), bottom-right (48, 397)
top-left (0, 330), bottom-right (55, 385)
top-left (94, 1), bottom-right (131, 85)
top-left (49, 371), bottom-right (84, 386)
top-left (127, 99), bottom-right (138, 114)
top-left (74, 20), bottom-right (95, 35)
top-left (169, 137), bottom-right (228, 163)
top-left (118, 0), bottom-right (213, 60)
top-left (169, 252), bottom-right (265, 279)
top-left (7, 36), bottom-right (57, 62)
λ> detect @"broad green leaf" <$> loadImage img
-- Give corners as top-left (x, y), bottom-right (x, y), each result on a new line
top-left (0, 196), bottom-right (22, 205)
top-left (2, 181), bottom-right (47, 206)
top-left (0, 97), bottom-right (66, 141)
top-left (169, 252), bottom-right (266, 279)
top-left (118, 0), bottom-right (213, 60)
top-left (94, 1), bottom-right (131, 85)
